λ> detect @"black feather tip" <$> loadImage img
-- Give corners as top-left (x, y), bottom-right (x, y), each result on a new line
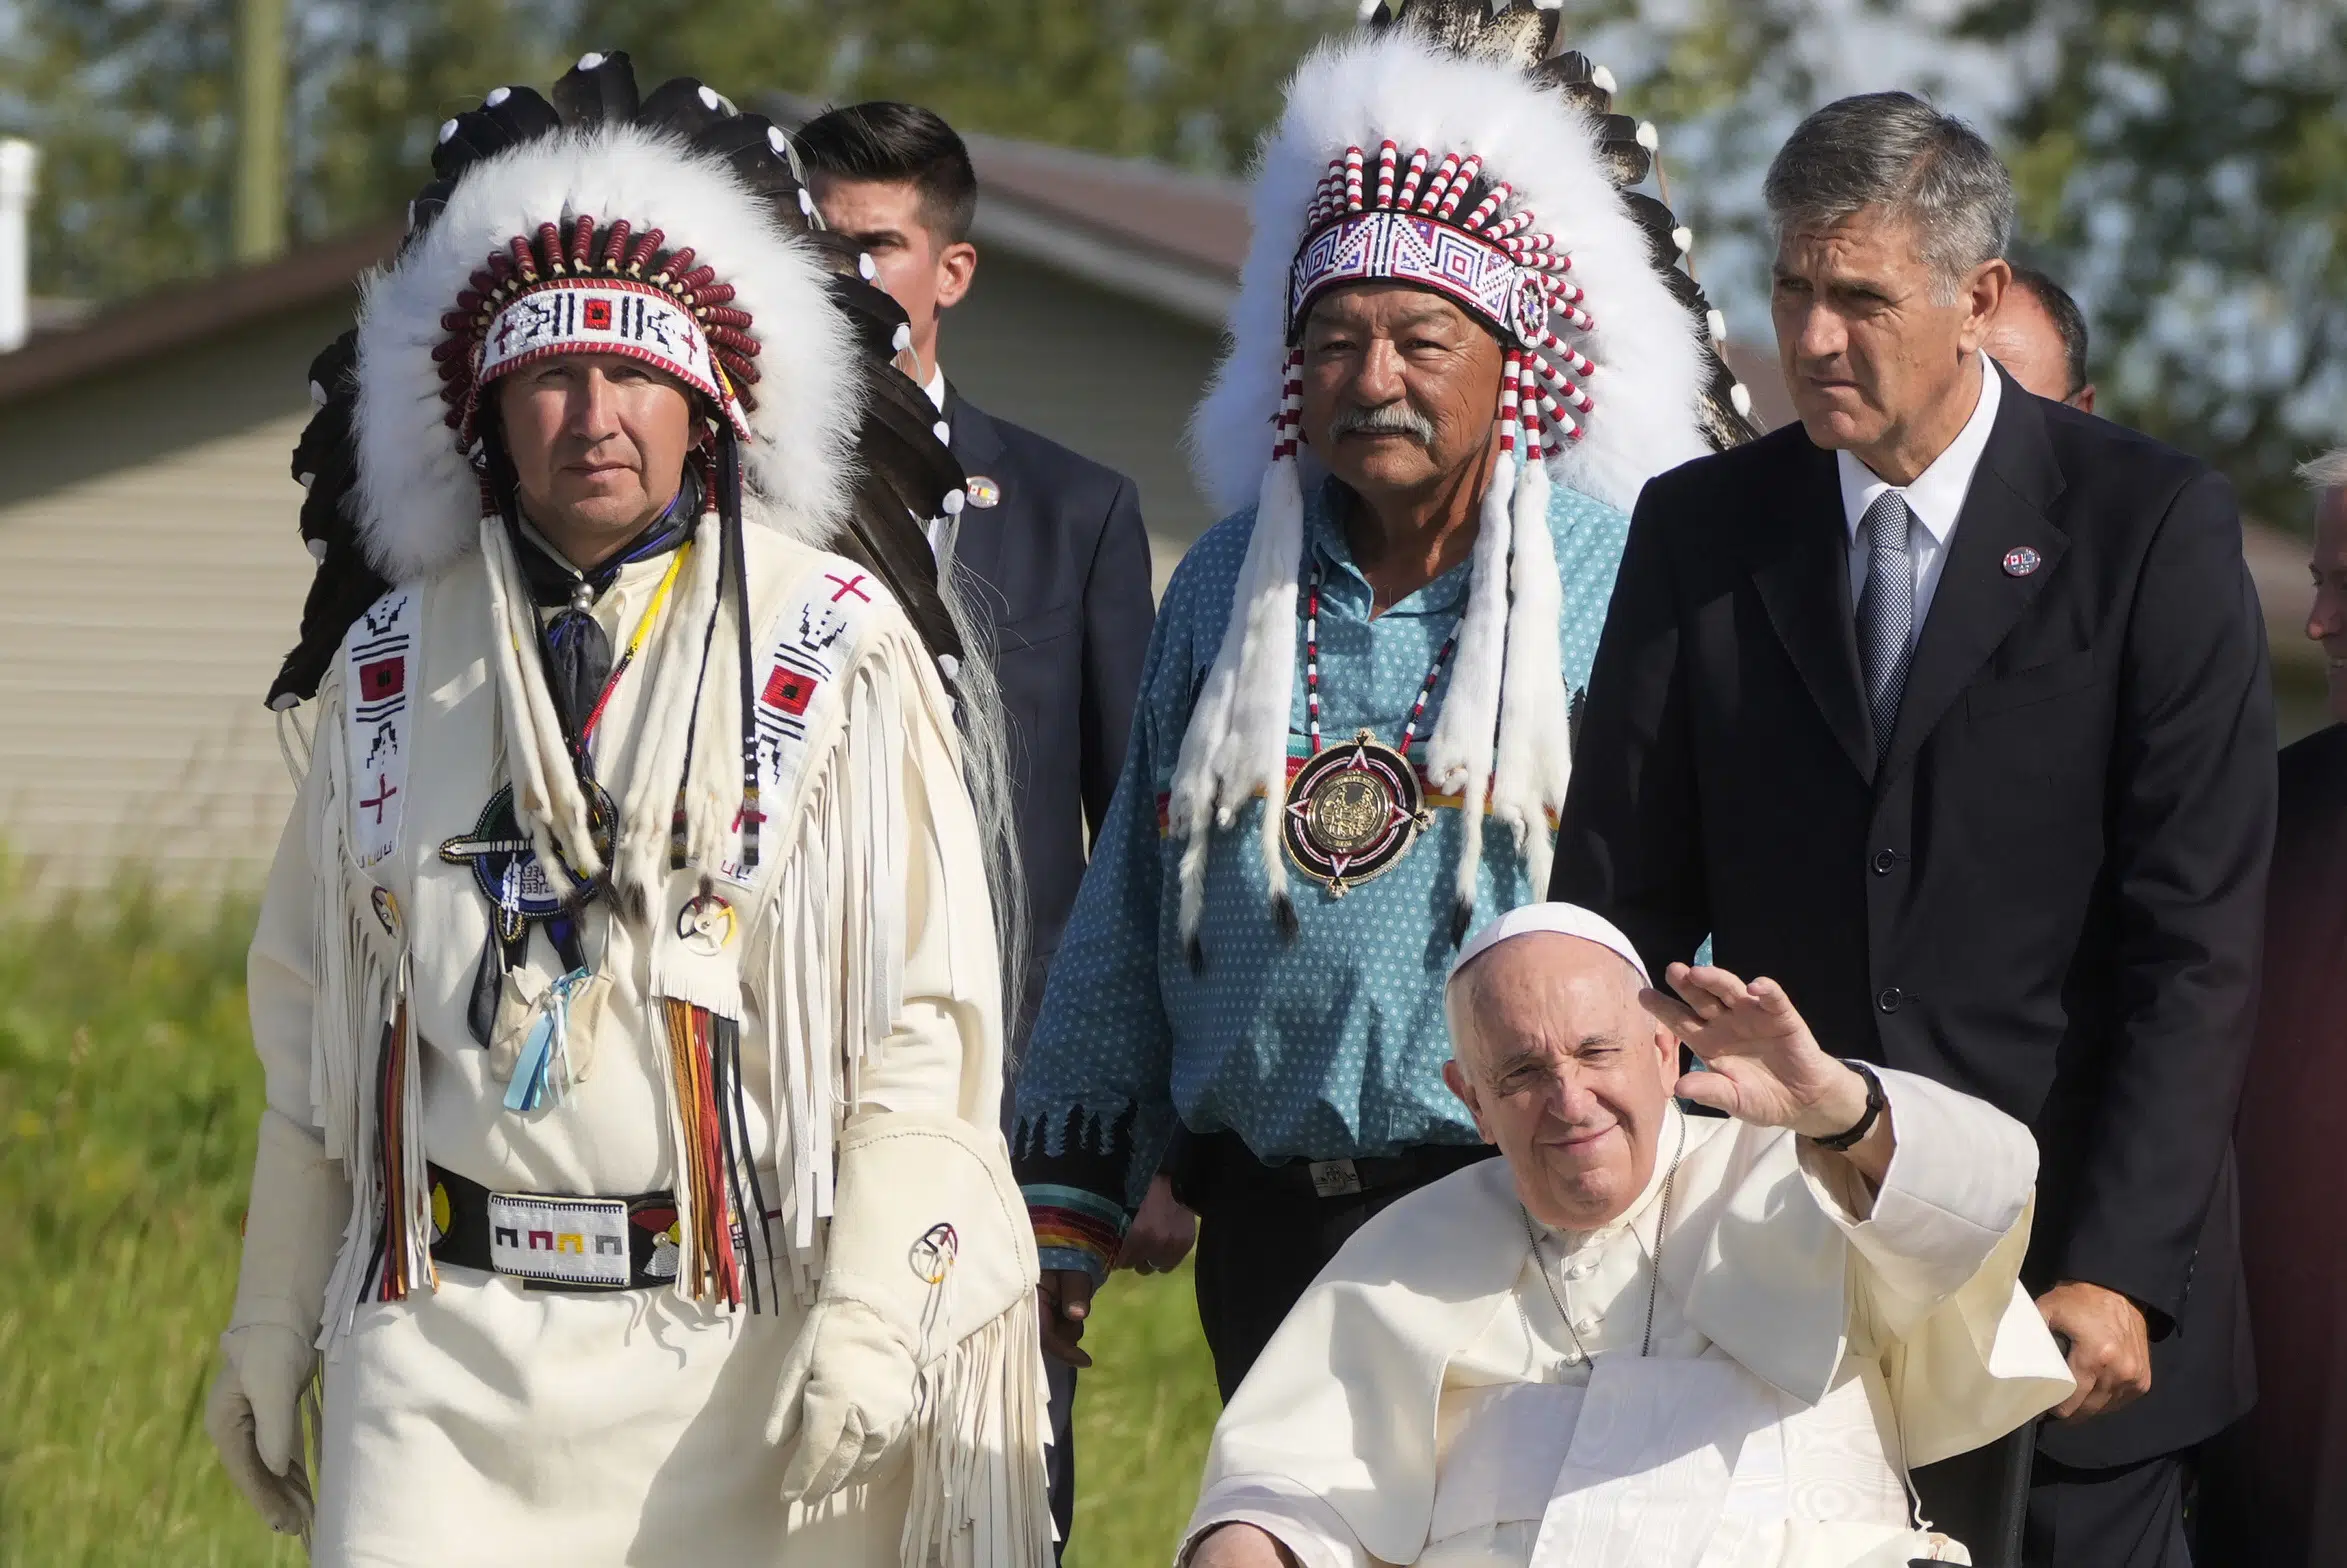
top-left (1449, 898), bottom-right (1474, 949)
top-left (1185, 933), bottom-right (1206, 976)
top-left (1273, 892), bottom-right (1300, 944)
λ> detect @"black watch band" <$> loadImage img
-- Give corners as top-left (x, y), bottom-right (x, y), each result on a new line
top-left (1806, 1059), bottom-right (1886, 1152)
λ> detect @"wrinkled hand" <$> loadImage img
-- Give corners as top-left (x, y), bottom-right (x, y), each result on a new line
top-left (2039, 1280), bottom-right (2152, 1421)
top-left (1115, 1175), bottom-right (1197, 1276)
top-left (766, 1298), bottom-right (918, 1504)
top-left (1187, 1521), bottom-right (1301, 1568)
top-left (1640, 963), bottom-right (1870, 1139)
top-left (204, 1325), bottom-right (315, 1535)
top-left (1037, 1268), bottom-right (1094, 1369)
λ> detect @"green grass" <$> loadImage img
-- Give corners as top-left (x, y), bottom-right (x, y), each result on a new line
top-left (0, 869), bottom-right (300, 1566)
top-left (0, 868), bottom-right (1221, 1565)
top-left (1061, 1265), bottom-right (1223, 1568)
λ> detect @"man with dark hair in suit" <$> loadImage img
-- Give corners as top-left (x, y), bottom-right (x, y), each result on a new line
top-left (796, 99), bottom-right (1176, 1559)
top-left (1987, 263), bottom-right (2097, 412)
top-left (1553, 90), bottom-right (2274, 1567)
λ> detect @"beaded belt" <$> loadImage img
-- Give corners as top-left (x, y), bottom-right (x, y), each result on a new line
top-left (427, 1163), bottom-right (692, 1292)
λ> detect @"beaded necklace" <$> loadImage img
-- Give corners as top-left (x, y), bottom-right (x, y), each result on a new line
top-left (1280, 554), bottom-right (1460, 895)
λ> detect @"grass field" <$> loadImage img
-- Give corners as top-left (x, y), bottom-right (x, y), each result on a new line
top-left (0, 870), bottom-right (1219, 1566)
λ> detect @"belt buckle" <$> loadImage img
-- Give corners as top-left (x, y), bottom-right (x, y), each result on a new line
top-left (1308, 1158), bottom-right (1364, 1198)
top-left (486, 1191), bottom-right (632, 1287)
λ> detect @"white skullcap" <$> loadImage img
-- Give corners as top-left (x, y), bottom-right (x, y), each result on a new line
top-left (1447, 901), bottom-right (1652, 990)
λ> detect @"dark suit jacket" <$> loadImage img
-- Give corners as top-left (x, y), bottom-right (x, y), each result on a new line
top-left (1552, 374), bottom-right (2275, 1465)
top-left (944, 386), bottom-right (1155, 1052)
top-left (2215, 722), bottom-right (2347, 1559)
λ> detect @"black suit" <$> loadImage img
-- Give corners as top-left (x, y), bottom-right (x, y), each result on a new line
top-left (1553, 369), bottom-right (2274, 1559)
top-left (943, 385), bottom-right (1154, 1559)
top-left (944, 386), bottom-right (1155, 1049)
top-left (2201, 724), bottom-right (2347, 1565)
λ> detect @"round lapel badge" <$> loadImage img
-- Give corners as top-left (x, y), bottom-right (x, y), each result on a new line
top-left (965, 475), bottom-right (1000, 509)
top-left (2002, 545), bottom-right (2043, 578)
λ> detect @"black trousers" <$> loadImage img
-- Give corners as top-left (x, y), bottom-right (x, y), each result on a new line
top-left (1044, 1357), bottom-right (1075, 1562)
top-left (1918, 1438), bottom-right (2197, 1568)
top-left (1176, 1129), bottom-right (1497, 1401)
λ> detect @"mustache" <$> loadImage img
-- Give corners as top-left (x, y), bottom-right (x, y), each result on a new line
top-left (1327, 401), bottom-right (1437, 444)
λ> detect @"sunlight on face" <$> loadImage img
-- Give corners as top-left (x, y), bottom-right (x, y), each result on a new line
top-left (812, 175), bottom-right (974, 379)
top-left (1298, 284), bottom-right (1505, 505)
top-left (1770, 206), bottom-right (1999, 469)
top-left (494, 354), bottom-right (696, 565)
top-left (1444, 933), bottom-right (1678, 1232)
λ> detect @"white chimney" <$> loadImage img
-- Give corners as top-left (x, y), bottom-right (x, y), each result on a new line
top-left (0, 139), bottom-right (37, 355)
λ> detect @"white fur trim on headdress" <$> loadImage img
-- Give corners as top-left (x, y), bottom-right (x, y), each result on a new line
top-left (1187, 30), bottom-right (1709, 520)
top-left (350, 122), bottom-right (863, 895)
top-left (352, 123), bottom-right (862, 583)
top-left (1169, 27), bottom-right (1709, 954)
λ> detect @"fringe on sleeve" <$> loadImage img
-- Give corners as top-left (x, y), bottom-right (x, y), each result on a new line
top-left (746, 639), bottom-right (913, 1297)
top-left (743, 619), bottom-right (1051, 1561)
top-left (307, 668), bottom-right (433, 1346)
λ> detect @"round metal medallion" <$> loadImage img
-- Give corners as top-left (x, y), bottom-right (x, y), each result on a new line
top-left (1282, 730), bottom-right (1430, 896)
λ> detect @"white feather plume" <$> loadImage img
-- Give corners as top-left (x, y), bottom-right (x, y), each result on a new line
top-left (351, 123), bottom-right (862, 583)
top-left (1186, 29), bottom-right (1711, 521)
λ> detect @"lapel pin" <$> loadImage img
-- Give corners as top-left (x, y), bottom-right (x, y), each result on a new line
top-left (965, 475), bottom-right (1001, 509)
top-left (2001, 546), bottom-right (2042, 578)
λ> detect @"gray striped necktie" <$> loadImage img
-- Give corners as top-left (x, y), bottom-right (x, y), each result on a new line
top-left (1855, 489), bottom-right (1918, 743)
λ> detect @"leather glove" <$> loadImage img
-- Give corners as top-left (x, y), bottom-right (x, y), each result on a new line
top-left (765, 1112), bottom-right (1039, 1506)
top-left (768, 1296), bottom-right (919, 1501)
top-left (204, 1109), bottom-right (351, 1534)
top-left (206, 1324), bottom-right (317, 1533)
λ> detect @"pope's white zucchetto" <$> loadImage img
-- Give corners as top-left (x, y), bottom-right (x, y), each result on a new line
top-left (1446, 900), bottom-right (1652, 991)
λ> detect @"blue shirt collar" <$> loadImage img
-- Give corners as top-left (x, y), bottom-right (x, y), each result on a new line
top-left (1307, 479), bottom-right (1474, 619)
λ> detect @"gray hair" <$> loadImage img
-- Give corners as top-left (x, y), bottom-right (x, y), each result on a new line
top-left (1764, 91), bottom-right (2016, 303)
top-left (2299, 448), bottom-right (2347, 493)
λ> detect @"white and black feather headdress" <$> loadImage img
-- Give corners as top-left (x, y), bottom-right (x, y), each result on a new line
top-left (268, 53), bottom-right (987, 920)
top-left (1173, 0), bottom-right (1757, 958)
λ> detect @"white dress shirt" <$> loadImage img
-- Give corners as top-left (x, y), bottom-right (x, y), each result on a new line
top-left (923, 361), bottom-right (947, 413)
top-left (1837, 358), bottom-right (2003, 642)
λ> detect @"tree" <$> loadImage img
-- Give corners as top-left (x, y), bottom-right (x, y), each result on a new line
top-left (1, 0), bottom-right (1349, 304)
top-left (564, 0), bottom-right (1350, 173)
top-left (1959, 0), bottom-right (2347, 525)
top-left (2, 0), bottom-right (243, 300)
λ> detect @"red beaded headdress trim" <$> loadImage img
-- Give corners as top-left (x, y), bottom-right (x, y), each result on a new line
top-left (432, 215), bottom-right (759, 460)
top-left (1280, 139), bottom-right (1596, 458)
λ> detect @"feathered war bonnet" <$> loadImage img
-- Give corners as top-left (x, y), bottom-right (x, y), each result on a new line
top-left (1174, 0), bottom-right (1757, 959)
top-left (321, 53), bottom-right (885, 921)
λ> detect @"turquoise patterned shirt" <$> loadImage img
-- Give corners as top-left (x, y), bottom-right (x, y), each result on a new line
top-left (1012, 479), bottom-right (1630, 1280)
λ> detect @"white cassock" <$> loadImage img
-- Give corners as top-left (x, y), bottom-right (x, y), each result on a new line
top-left (249, 528), bottom-right (1043, 1565)
top-left (1183, 1072), bottom-right (2074, 1568)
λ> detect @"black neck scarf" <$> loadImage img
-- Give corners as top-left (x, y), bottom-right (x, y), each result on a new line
top-left (515, 471), bottom-right (702, 746)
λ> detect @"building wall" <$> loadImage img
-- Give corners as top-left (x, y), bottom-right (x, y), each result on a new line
top-left (944, 247), bottom-right (1225, 592)
top-left (0, 302), bottom-right (348, 888)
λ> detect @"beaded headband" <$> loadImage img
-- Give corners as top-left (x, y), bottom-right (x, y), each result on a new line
top-left (434, 214), bottom-right (760, 459)
top-left (1275, 138), bottom-right (1599, 463)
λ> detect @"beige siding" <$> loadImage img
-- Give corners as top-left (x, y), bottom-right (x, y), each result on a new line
top-left (0, 414), bottom-right (312, 888)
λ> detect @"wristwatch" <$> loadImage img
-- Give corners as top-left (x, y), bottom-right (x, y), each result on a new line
top-left (1806, 1059), bottom-right (1886, 1152)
